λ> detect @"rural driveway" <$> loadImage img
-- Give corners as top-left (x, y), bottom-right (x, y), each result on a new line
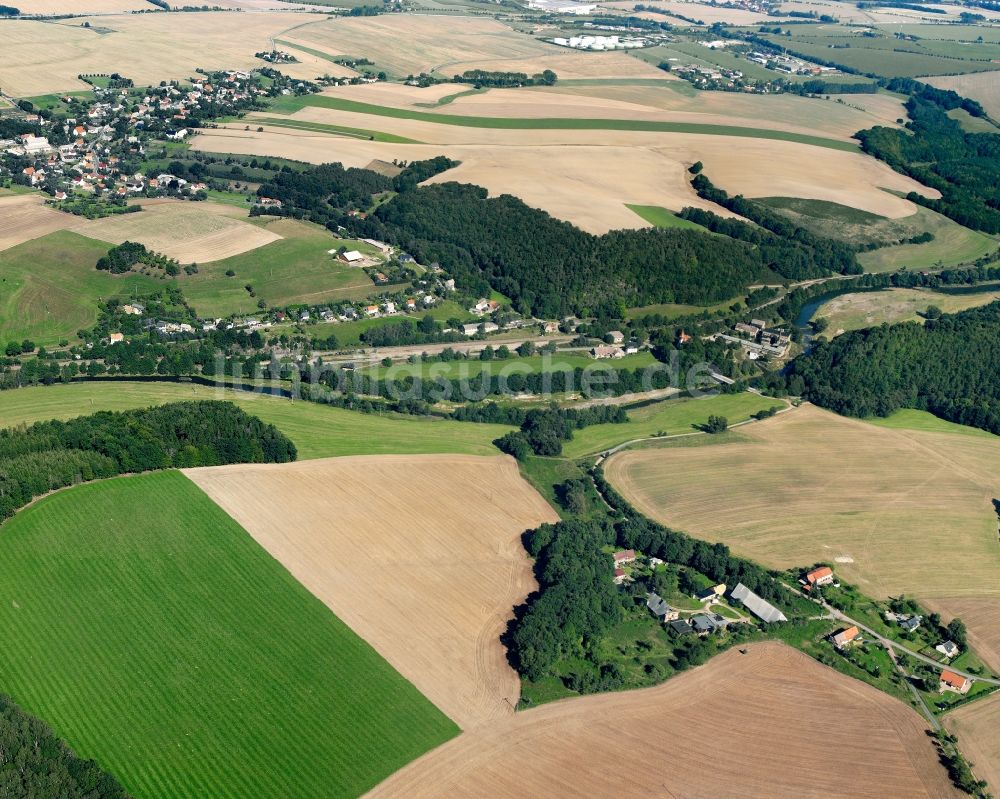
top-left (825, 604), bottom-right (1000, 687)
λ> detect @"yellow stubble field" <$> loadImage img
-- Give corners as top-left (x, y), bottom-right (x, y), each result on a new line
top-left (365, 642), bottom-right (960, 798)
top-left (605, 404), bottom-right (1000, 657)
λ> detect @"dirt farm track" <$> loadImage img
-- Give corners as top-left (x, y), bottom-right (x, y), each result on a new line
top-left (185, 454), bottom-right (557, 730)
top-left (364, 642), bottom-right (960, 799)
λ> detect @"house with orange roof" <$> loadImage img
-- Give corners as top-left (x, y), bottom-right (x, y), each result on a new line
top-left (805, 566), bottom-right (834, 587)
top-left (939, 670), bottom-right (971, 694)
top-left (831, 626), bottom-right (860, 650)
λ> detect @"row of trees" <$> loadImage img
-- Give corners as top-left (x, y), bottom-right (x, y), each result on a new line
top-left (493, 405), bottom-right (627, 458)
top-left (0, 401), bottom-right (296, 521)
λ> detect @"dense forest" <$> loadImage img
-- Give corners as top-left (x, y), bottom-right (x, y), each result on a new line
top-left (0, 401), bottom-right (296, 521)
top-left (0, 694), bottom-right (130, 798)
top-left (770, 301), bottom-right (1000, 433)
top-left (254, 157), bottom-right (855, 318)
top-left (366, 182), bottom-right (776, 317)
top-left (856, 83), bottom-right (1000, 234)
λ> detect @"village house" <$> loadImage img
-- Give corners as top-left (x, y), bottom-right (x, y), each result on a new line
top-left (899, 616), bottom-right (922, 633)
top-left (677, 330), bottom-right (692, 345)
top-left (121, 303), bottom-right (144, 316)
top-left (405, 298), bottom-right (417, 311)
top-left (646, 593), bottom-right (679, 623)
top-left (691, 614), bottom-right (723, 635)
top-left (613, 549), bottom-right (636, 566)
top-left (383, 301), bottom-right (396, 314)
top-left (591, 344), bottom-right (625, 360)
top-left (805, 566), bottom-right (835, 587)
top-left (939, 670), bottom-right (971, 694)
top-left (936, 641), bottom-right (959, 659)
top-left (108, 332), bottom-right (124, 345)
top-left (832, 626), bottom-right (860, 650)
top-left (613, 568), bottom-right (627, 585)
top-left (364, 305), bottom-right (379, 317)
top-left (697, 583), bottom-right (726, 603)
top-left (606, 330), bottom-right (625, 345)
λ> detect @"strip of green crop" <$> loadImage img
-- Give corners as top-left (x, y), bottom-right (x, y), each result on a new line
top-left (267, 94), bottom-right (859, 151)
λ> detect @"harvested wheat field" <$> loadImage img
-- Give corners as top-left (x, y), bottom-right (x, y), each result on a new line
top-left (944, 692), bottom-right (1000, 791)
top-left (193, 123), bottom-right (929, 231)
top-left (602, 0), bottom-right (775, 24)
top-left (926, 72), bottom-right (1000, 120)
top-left (15, 0), bottom-right (148, 12)
top-left (73, 199), bottom-right (281, 263)
top-left (283, 14), bottom-right (662, 80)
top-left (0, 194), bottom-right (74, 251)
top-left (605, 404), bottom-right (1000, 605)
top-left (185, 454), bottom-right (558, 729)
top-left (365, 641), bottom-right (959, 799)
top-left (0, 13), bottom-right (335, 96)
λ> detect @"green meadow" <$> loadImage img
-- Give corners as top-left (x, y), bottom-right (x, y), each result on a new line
top-left (0, 381), bottom-right (513, 459)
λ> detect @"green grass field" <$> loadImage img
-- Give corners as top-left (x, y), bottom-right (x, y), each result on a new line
top-left (0, 470), bottom-right (458, 799)
top-left (0, 231), bottom-right (163, 346)
top-left (865, 408), bottom-right (998, 439)
top-left (561, 391), bottom-right (783, 458)
top-left (266, 94), bottom-right (858, 151)
top-left (759, 198), bottom-right (997, 271)
top-left (180, 218), bottom-right (379, 318)
top-left (626, 298), bottom-right (743, 319)
top-left (626, 204), bottom-right (708, 231)
top-left (0, 382), bottom-right (513, 458)
top-left (813, 285), bottom-right (1000, 337)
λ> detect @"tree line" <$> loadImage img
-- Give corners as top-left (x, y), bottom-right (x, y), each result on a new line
top-left (856, 83), bottom-right (1000, 234)
top-left (0, 694), bottom-right (130, 798)
top-left (0, 401), bottom-right (296, 521)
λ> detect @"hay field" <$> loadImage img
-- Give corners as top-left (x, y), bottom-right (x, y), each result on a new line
top-left (193, 122), bottom-right (929, 232)
top-left (926, 72), bottom-right (1000, 121)
top-left (0, 470), bottom-right (457, 799)
top-left (283, 14), bottom-right (663, 80)
top-left (602, 0), bottom-right (776, 24)
top-left (365, 641), bottom-right (959, 799)
top-left (74, 199), bottom-right (281, 263)
top-left (539, 82), bottom-right (907, 139)
top-left (15, 0), bottom-right (148, 13)
top-left (186, 454), bottom-right (558, 729)
top-left (814, 286), bottom-right (1000, 338)
top-left (604, 404), bottom-right (1000, 606)
top-left (0, 13), bottom-right (335, 96)
top-left (0, 194), bottom-right (75, 251)
top-left (944, 692), bottom-right (1000, 791)
top-left (0, 231), bottom-right (162, 345)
